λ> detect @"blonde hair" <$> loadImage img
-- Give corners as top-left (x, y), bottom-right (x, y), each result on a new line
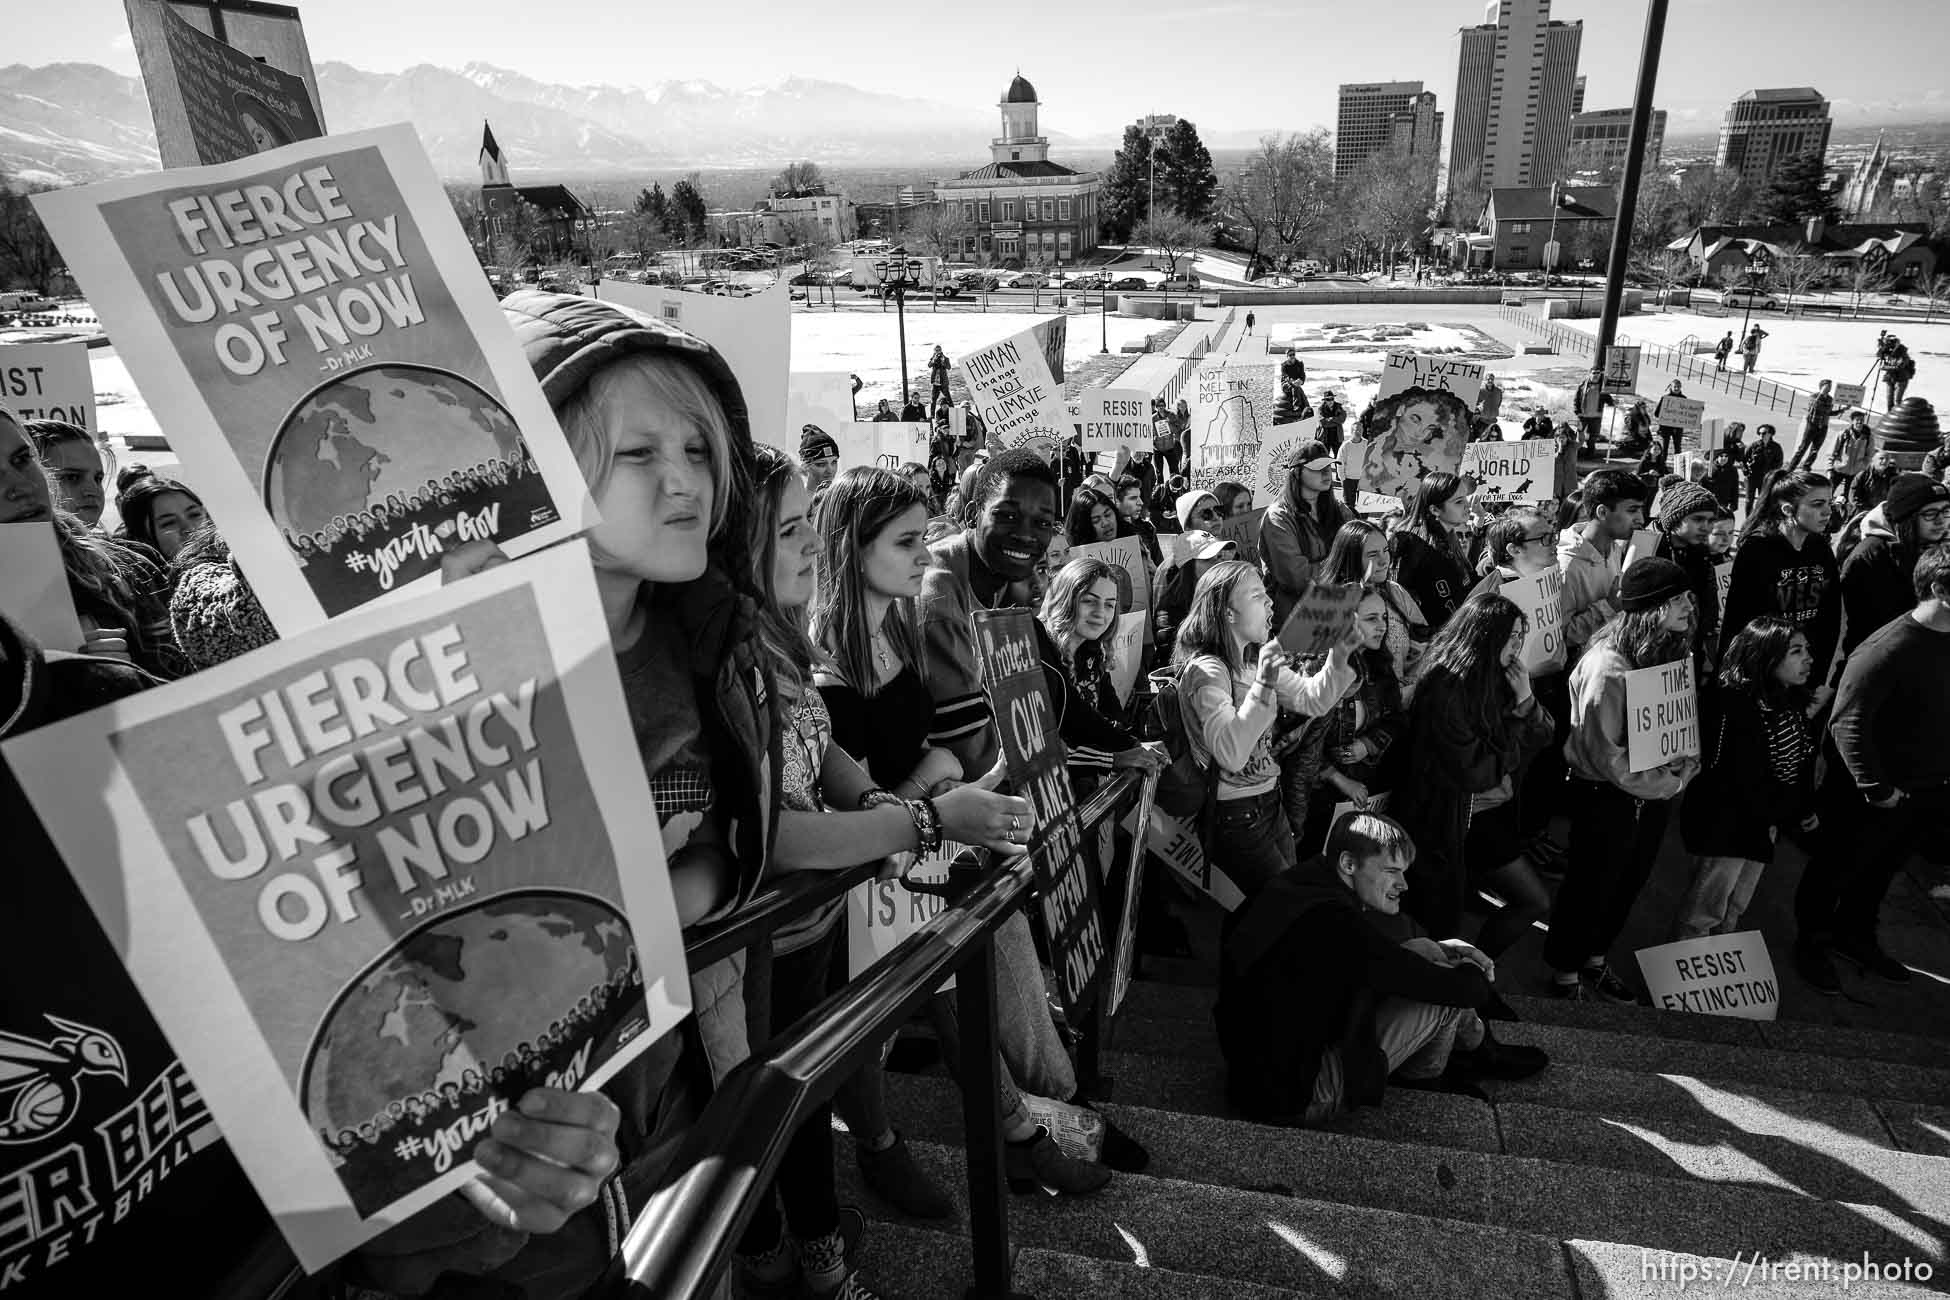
top-left (557, 352), bottom-right (735, 539)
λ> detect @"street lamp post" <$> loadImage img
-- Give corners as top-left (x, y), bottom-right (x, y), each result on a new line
top-left (873, 247), bottom-right (924, 407)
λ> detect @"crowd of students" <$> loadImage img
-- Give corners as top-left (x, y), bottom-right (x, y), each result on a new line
top-left (4, 300), bottom-right (1947, 1299)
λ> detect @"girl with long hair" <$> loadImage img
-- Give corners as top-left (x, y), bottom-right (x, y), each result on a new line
top-left (1173, 561), bottom-right (1357, 898)
top-left (1544, 557), bottom-right (1701, 1002)
top-left (1260, 439), bottom-right (1347, 625)
top-left (1320, 518), bottom-right (1428, 687)
top-left (114, 472), bottom-right (209, 563)
top-left (810, 465), bottom-right (1115, 1201)
top-left (1213, 480), bottom-right (1254, 518)
top-left (1064, 485), bottom-right (1121, 548)
top-left (1391, 470), bottom-right (1474, 632)
top-left (1673, 617), bottom-right (1817, 940)
top-left (1390, 594), bottom-right (1555, 954)
top-left (1036, 556), bottom-right (1168, 789)
top-left (24, 417), bottom-right (109, 526)
top-left (1721, 469), bottom-right (1839, 706)
top-left (1283, 583), bottom-right (1409, 849)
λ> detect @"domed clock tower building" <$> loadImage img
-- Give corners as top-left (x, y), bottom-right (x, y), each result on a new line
top-left (935, 73), bottom-right (1101, 268)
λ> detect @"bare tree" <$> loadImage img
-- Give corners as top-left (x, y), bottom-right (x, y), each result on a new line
top-left (1924, 272), bottom-right (1950, 323)
top-left (1847, 261), bottom-right (1894, 317)
top-left (446, 184), bottom-right (486, 261)
top-left (1768, 245), bottom-right (1827, 310)
top-left (771, 160), bottom-right (826, 197)
top-left (912, 200), bottom-right (974, 265)
top-left (0, 175), bottom-right (61, 296)
top-left (486, 197), bottom-right (542, 278)
top-left (1630, 247), bottom-right (1696, 307)
top-left (1342, 146), bottom-right (1438, 277)
top-left (1132, 207), bottom-right (1208, 283)
top-left (1221, 129), bottom-right (1334, 279)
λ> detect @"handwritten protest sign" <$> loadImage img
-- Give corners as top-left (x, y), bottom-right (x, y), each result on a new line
top-left (1713, 557), bottom-right (1733, 612)
top-left (1462, 438), bottom-right (1554, 504)
top-left (602, 277), bottom-right (791, 458)
top-left (1603, 345), bottom-right (1642, 393)
top-left (848, 843), bottom-right (967, 992)
top-left (1254, 417), bottom-right (1321, 499)
top-left (1189, 356), bottom-right (1277, 492)
top-left (1623, 528), bottom-right (1663, 570)
top-left (1636, 933), bottom-right (1778, 1020)
top-left (1503, 566), bottom-right (1566, 675)
top-left (1107, 773), bottom-right (1160, 1018)
top-left (832, 420), bottom-right (929, 472)
top-left (125, 0), bottom-right (325, 169)
top-left (1124, 805), bottom-right (1245, 911)
top-left (0, 541), bottom-right (687, 1268)
top-left (0, 339), bottom-right (98, 432)
top-left (1107, 610), bottom-right (1145, 704)
top-left (1832, 382), bottom-right (1866, 409)
top-left (34, 124), bottom-right (596, 633)
top-left (1277, 581), bottom-right (1362, 657)
top-left (974, 609), bottom-right (1105, 1019)
top-left (958, 326), bottom-right (1069, 462)
top-left (1078, 387), bottom-right (1151, 456)
top-left (1072, 536), bottom-right (1145, 614)
top-left (1362, 352), bottom-right (1476, 497)
top-left (1356, 490), bottom-right (1404, 516)
top-left (1212, 506), bottom-right (1267, 567)
top-left (0, 521), bottom-right (85, 653)
top-left (1659, 396), bottom-right (1705, 434)
top-left (1625, 658), bottom-right (1700, 772)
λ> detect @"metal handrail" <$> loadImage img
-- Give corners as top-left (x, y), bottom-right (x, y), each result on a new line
top-left (603, 770), bottom-right (1148, 1300)
top-left (683, 861), bottom-right (879, 971)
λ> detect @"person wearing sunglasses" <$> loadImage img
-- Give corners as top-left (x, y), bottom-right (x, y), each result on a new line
top-left (1837, 474), bottom-right (1950, 666)
top-left (1176, 488), bottom-right (1224, 533)
top-left (1261, 440), bottom-right (1346, 625)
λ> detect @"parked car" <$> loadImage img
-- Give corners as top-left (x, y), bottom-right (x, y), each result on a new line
top-left (1111, 275), bottom-right (1152, 290)
top-left (1718, 287), bottom-right (1781, 310)
top-left (1160, 275), bottom-right (1200, 291)
top-left (1066, 271), bottom-right (1107, 290)
top-left (1011, 273), bottom-right (1050, 289)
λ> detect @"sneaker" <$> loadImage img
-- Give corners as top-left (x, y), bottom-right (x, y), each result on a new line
top-left (1582, 963), bottom-right (1638, 1004)
top-left (856, 1131), bottom-right (955, 1220)
top-left (799, 1228), bottom-right (882, 1300)
top-left (1833, 935), bottom-right (1911, 984)
top-left (1794, 941), bottom-right (1843, 996)
top-left (1004, 1125), bottom-right (1111, 1196)
top-left (1085, 1107), bottom-right (1150, 1174)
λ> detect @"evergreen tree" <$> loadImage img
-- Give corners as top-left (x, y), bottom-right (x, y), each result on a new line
top-left (1098, 124), bottom-right (1153, 243)
top-left (1755, 150), bottom-right (1838, 227)
top-left (1155, 119), bottom-right (1219, 223)
top-left (635, 183), bottom-right (675, 239)
top-left (669, 177), bottom-right (709, 245)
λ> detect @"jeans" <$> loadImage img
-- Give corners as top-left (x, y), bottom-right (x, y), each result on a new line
top-left (1795, 762), bottom-right (1943, 947)
top-left (1213, 789), bottom-right (1297, 901)
top-left (1673, 854), bottom-right (1765, 940)
top-left (1544, 779), bottom-right (1674, 973)
top-left (1786, 429), bottom-right (1825, 472)
top-left (931, 908), bottom-right (1077, 1123)
top-left (1659, 425), bottom-right (1683, 458)
top-left (1303, 997), bottom-right (1485, 1125)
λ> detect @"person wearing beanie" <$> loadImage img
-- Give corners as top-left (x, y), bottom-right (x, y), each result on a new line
top-left (1654, 477), bottom-right (1725, 681)
top-left (1176, 488), bottom-right (1224, 533)
top-left (1837, 472), bottom-right (1950, 662)
top-left (167, 523), bottom-right (278, 670)
top-left (1545, 557), bottom-right (1701, 1001)
top-left (800, 422), bottom-right (840, 492)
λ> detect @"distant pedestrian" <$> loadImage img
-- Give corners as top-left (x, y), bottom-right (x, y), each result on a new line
top-left (1741, 325), bottom-right (1768, 374)
top-left (927, 344), bottom-right (952, 403)
top-left (1743, 424), bottom-right (1784, 511)
top-left (1653, 380), bottom-right (1689, 459)
top-left (1884, 342), bottom-right (1915, 408)
top-left (1714, 332), bottom-right (1734, 371)
top-left (1245, 310), bottom-right (1257, 335)
top-left (1786, 379), bottom-right (1835, 472)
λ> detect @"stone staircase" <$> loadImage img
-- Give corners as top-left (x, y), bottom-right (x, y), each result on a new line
top-left (843, 965), bottom-right (1950, 1298)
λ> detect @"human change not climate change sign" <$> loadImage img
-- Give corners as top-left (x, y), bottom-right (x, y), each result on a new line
top-left (958, 322), bottom-right (1069, 462)
top-left (33, 124), bottom-right (598, 633)
top-left (0, 542), bottom-right (690, 1269)
top-left (973, 608), bottom-right (1106, 1021)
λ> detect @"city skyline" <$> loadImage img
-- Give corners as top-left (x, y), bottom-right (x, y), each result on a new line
top-left (11, 0), bottom-right (1950, 143)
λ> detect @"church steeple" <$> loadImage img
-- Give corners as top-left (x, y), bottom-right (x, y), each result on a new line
top-left (480, 121), bottom-right (511, 189)
top-left (993, 72), bottom-right (1049, 166)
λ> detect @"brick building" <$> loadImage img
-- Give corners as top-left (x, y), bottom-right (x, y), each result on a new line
top-left (934, 73), bottom-right (1101, 268)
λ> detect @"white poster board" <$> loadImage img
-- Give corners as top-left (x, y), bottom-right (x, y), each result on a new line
top-left (1071, 536), bottom-right (1147, 615)
top-left (1623, 528), bottom-right (1663, 570)
top-left (1123, 806), bottom-right (1245, 912)
top-left (32, 124), bottom-right (598, 634)
top-left (0, 339), bottom-right (99, 432)
top-left (0, 541), bottom-right (688, 1270)
top-left (1462, 438), bottom-right (1555, 504)
top-left (1503, 566), bottom-right (1566, 675)
top-left (1832, 382), bottom-right (1866, 409)
top-left (1603, 345), bottom-right (1642, 393)
top-left (1077, 388), bottom-right (1151, 457)
top-left (1189, 356), bottom-right (1277, 492)
top-left (1636, 932), bottom-right (1778, 1020)
top-left (1624, 658), bottom-right (1700, 772)
top-left (848, 847), bottom-right (963, 992)
top-left (1106, 610), bottom-right (1145, 704)
top-left (1254, 417), bottom-right (1321, 500)
top-left (1361, 352), bottom-right (1478, 497)
top-left (0, 520), bottom-right (86, 653)
top-left (1659, 396), bottom-right (1705, 434)
top-left (602, 277), bottom-right (792, 457)
top-left (956, 325), bottom-right (1069, 461)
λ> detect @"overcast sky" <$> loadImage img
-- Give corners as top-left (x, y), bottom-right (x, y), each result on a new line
top-left (20, 0), bottom-right (1949, 139)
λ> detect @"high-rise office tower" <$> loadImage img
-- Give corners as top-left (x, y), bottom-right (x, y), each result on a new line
top-left (1572, 75), bottom-right (1586, 116)
top-left (1567, 107), bottom-right (1667, 175)
top-left (1717, 88), bottom-right (1833, 188)
top-left (1337, 82), bottom-right (1441, 179)
top-left (1448, 0), bottom-right (1584, 197)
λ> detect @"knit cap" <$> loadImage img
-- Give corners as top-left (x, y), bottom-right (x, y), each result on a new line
top-left (1616, 557), bottom-right (1689, 613)
top-left (800, 423), bottom-right (839, 462)
top-left (1885, 472), bottom-right (1950, 525)
top-left (169, 553), bottom-right (278, 670)
top-left (1656, 480), bottom-right (1719, 532)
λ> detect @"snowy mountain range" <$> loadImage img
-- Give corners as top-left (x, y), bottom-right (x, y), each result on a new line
top-left (0, 59), bottom-right (1061, 186)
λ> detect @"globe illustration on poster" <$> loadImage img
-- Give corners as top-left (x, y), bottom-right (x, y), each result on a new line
top-left (300, 894), bottom-right (634, 1136)
top-left (264, 365), bottom-right (526, 537)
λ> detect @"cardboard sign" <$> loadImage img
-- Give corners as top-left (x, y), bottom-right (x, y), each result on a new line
top-left (1125, 805), bottom-right (1246, 911)
top-left (1211, 506), bottom-right (1267, 567)
top-left (848, 844), bottom-right (965, 992)
top-left (125, 0), bottom-right (325, 169)
top-left (1462, 438), bottom-right (1555, 504)
top-left (1356, 491), bottom-right (1404, 516)
top-left (0, 520), bottom-right (86, 653)
top-left (787, 370), bottom-right (857, 462)
top-left (1309, 791), bottom-right (1392, 855)
top-left (1072, 535), bottom-right (1146, 614)
top-left (1189, 356), bottom-right (1277, 492)
top-left (1622, 528), bottom-right (1663, 570)
top-left (1362, 352), bottom-right (1475, 498)
top-left (1603, 346), bottom-right (1642, 393)
top-left (1832, 382), bottom-right (1866, 408)
top-left (1078, 387), bottom-right (1151, 456)
top-left (973, 608), bottom-right (1105, 1020)
top-left (957, 326), bottom-right (1070, 462)
top-left (832, 420), bottom-right (930, 473)
top-left (33, 124), bottom-right (597, 633)
top-left (1254, 417), bottom-right (1322, 499)
top-left (1106, 773), bottom-right (1160, 1018)
top-left (0, 339), bottom-right (98, 432)
top-left (0, 541), bottom-right (688, 1269)
top-left (1713, 557), bottom-right (1733, 612)
top-left (1625, 658), bottom-right (1701, 772)
top-left (1276, 581), bottom-right (1362, 657)
top-left (1658, 396), bottom-right (1705, 434)
top-left (1698, 417), bottom-right (1725, 456)
top-left (603, 278), bottom-right (791, 461)
top-left (1636, 932), bottom-right (1779, 1020)
top-left (1106, 609), bottom-right (1145, 704)
top-left (1503, 566), bottom-right (1566, 675)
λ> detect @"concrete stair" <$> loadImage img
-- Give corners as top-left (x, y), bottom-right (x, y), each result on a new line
top-left (839, 973), bottom-right (1950, 1298)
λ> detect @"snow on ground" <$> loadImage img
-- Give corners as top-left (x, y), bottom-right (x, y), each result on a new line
top-left (791, 308), bottom-right (1175, 407)
top-left (1561, 311), bottom-right (1948, 404)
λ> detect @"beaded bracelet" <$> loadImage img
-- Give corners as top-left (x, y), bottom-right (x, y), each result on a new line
top-left (858, 788), bottom-right (904, 811)
top-left (903, 796), bottom-right (943, 855)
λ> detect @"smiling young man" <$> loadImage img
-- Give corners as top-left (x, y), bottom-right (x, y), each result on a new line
top-left (1216, 814), bottom-right (1547, 1127)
